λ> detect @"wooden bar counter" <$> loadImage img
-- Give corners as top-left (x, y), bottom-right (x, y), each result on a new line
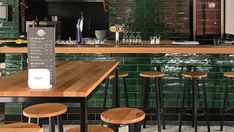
top-left (1, 40), bottom-right (234, 54)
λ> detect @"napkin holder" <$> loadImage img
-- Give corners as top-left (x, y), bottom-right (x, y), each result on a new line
top-left (28, 69), bottom-right (52, 89)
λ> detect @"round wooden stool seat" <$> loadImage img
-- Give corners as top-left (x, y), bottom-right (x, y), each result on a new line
top-left (182, 71), bottom-right (207, 79)
top-left (0, 122), bottom-right (40, 128)
top-left (23, 103), bottom-right (67, 118)
top-left (101, 107), bottom-right (145, 125)
top-left (109, 72), bottom-right (128, 78)
top-left (65, 125), bottom-right (113, 132)
top-left (139, 71), bottom-right (164, 78)
top-left (224, 72), bottom-right (234, 78)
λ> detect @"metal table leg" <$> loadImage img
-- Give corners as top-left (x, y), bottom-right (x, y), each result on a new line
top-left (80, 98), bottom-right (88, 132)
top-left (113, 69), bottom-right (119, 108)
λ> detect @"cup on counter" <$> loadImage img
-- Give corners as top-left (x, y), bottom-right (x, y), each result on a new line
top-left (213, 37), bottom-right (220, 45)
top-left (150, 35), bottom-right (161, 44)
top-left (150, 36), bottom-right (155, 44)
top-left (155, 35), bottom-right (161, 44)
top-left (51, 16), bottom-right (58, 21)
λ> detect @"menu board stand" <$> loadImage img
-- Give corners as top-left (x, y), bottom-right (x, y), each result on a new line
top-left (27, 27), bottom-right (55, 89)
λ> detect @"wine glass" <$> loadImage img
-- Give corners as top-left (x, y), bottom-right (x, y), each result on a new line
top-left (122, 32), bottom-right (129, 44)
top-left (129, 32), bottom-right (136, 44)
top-left (136, 32), bottom-right (142, 44)
top-left (95, 30), bottom-right (106, 44)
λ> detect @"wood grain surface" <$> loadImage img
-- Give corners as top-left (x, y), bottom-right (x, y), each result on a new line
top-left (23, 103), bottom-right (67, 118)
top-left (1, 40), bottom-right (234, 54)
top-left (0, 122), bottom-right (40, 128)
top-left (101, 107), bottom-right (145, 124)
top-left (65, 125), bottom-right (114, 132)
top-left (0, 61), bottom-right (119, 97)
top-left (139, 71), bottom-right (165, 78)
top-left (109, 72), bottom-right (128, 78)
top-left (182, 71), bottom-right (208, 79)
top-left (224, 71), bottom-right (234, 78)
top-left (0, 128), bottom-right (43, 132)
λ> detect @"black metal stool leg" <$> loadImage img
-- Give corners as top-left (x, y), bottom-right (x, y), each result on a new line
top-left (129, 123), bottom-right (141, 132)
top-left (123, 78), bottom-right (129, 107)
top-left (138, 122), bottom-right (142, 132)
top-left (102, 78), bottom-right (110, 126)
top-left (57, 115), bottom-right (63, 132)
top-left (155, 78), bottom-right (161, 132)
top-left (108, 124), bottom-right (118, 132)
top-left (193, 78), bottom-right (198, 132)
top-left (49, 116), bottom-right (55, 132)
top-left (103, 78), bottom-right (110, 109)
top-left (202, 80), bottom-right (210, 132)
top-left (179, 78), bottom-right (187, 132)
top-left (141, 78), bottom-right (149, 128)
top-left (158, 78), bottom-right (166, 129)
top-left (192, 78), bottom-right (195, 128)
top-left (220, 79), bottom-right (230, 131)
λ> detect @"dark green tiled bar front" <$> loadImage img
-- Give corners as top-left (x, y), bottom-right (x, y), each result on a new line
top-left (4, 53), bottom-right (234, 123)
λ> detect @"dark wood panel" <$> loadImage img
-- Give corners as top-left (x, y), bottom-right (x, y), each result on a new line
top-left (27, 1), bottom-right (108, 40)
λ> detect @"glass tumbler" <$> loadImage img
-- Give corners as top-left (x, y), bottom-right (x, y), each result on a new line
top-left (213, 37), bottom-right (220, 45)
top-left (136, 32), bottom-right (142, 44)
top-left (122, 33), bottom-right (129, 44)
top-left (155, 35), bottom-right (161, 44)
top-left (150, 36), bottom-right (155, 44)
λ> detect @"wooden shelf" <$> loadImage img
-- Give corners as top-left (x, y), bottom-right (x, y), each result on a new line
top-left (1, 40), bottom-right (234, 54)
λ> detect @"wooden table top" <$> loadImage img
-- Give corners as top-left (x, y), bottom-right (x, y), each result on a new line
top-left (1, 40), bottom-right (234, 54)
top-left (0, 61), bottom-right (119, 97)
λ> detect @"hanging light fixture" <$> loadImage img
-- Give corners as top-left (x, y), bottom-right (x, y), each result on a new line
top-left (208, 0), bottom-right (216, 9)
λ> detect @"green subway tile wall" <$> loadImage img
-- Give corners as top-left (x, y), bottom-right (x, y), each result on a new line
top-left (109, 0), bottom-right (190, 39)
top-left (0, 0), bottom-right (19, 39)
top-left (55, 53), bottom-right (234, 108)
top-left (5, 53), bottom-right (234, 122)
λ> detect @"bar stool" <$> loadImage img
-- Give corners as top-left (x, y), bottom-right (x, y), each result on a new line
top-left (139, 71), bottom-right (165, 132)
top-left (65, 125), bottom-right (114, 132)
top-left (0, 122), bottom-right (40, 128)
top-left (220, 71), bottom-right (234, 131)
top-left (179, 71), bottom-right (210, 132)
top-left (23, 103), bottom-right (67, 132)
top-left (103, 72), bottom-right (129, 108)
top-left (101, 107), bottom-right (145, 132)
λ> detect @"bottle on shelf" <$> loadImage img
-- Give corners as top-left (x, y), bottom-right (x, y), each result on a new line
top-left (76, 12), bottom-right (84, 44)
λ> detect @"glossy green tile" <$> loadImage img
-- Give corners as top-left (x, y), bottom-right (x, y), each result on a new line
top-left (0, 0), bottom-right (19, 39)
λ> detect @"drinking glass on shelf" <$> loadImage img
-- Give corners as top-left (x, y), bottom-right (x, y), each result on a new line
top-left (155, 34), bottom-right (161, 44)
top-left (129, 32), bottom-right (135, 44)
top-left (122, 32), bottom-right (129, 44)
top-left (150, 36), bottom-right (155, 44)
top-left (133, 32), bottom-right (137, 44)
top-left (213, 37), bottom-right (220, 45)
top-left (136, 32), bottom-right (142, 44)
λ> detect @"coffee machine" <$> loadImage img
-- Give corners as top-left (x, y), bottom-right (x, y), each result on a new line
top-left (26, 21), bottom-right (61, 40)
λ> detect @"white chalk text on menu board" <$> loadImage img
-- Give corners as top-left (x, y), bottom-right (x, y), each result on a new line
top-left (27, 27), bottom-right (55, 89)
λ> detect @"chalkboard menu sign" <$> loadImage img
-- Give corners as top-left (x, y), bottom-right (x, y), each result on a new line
top-left (27, 27), bottom-right (55, 87)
